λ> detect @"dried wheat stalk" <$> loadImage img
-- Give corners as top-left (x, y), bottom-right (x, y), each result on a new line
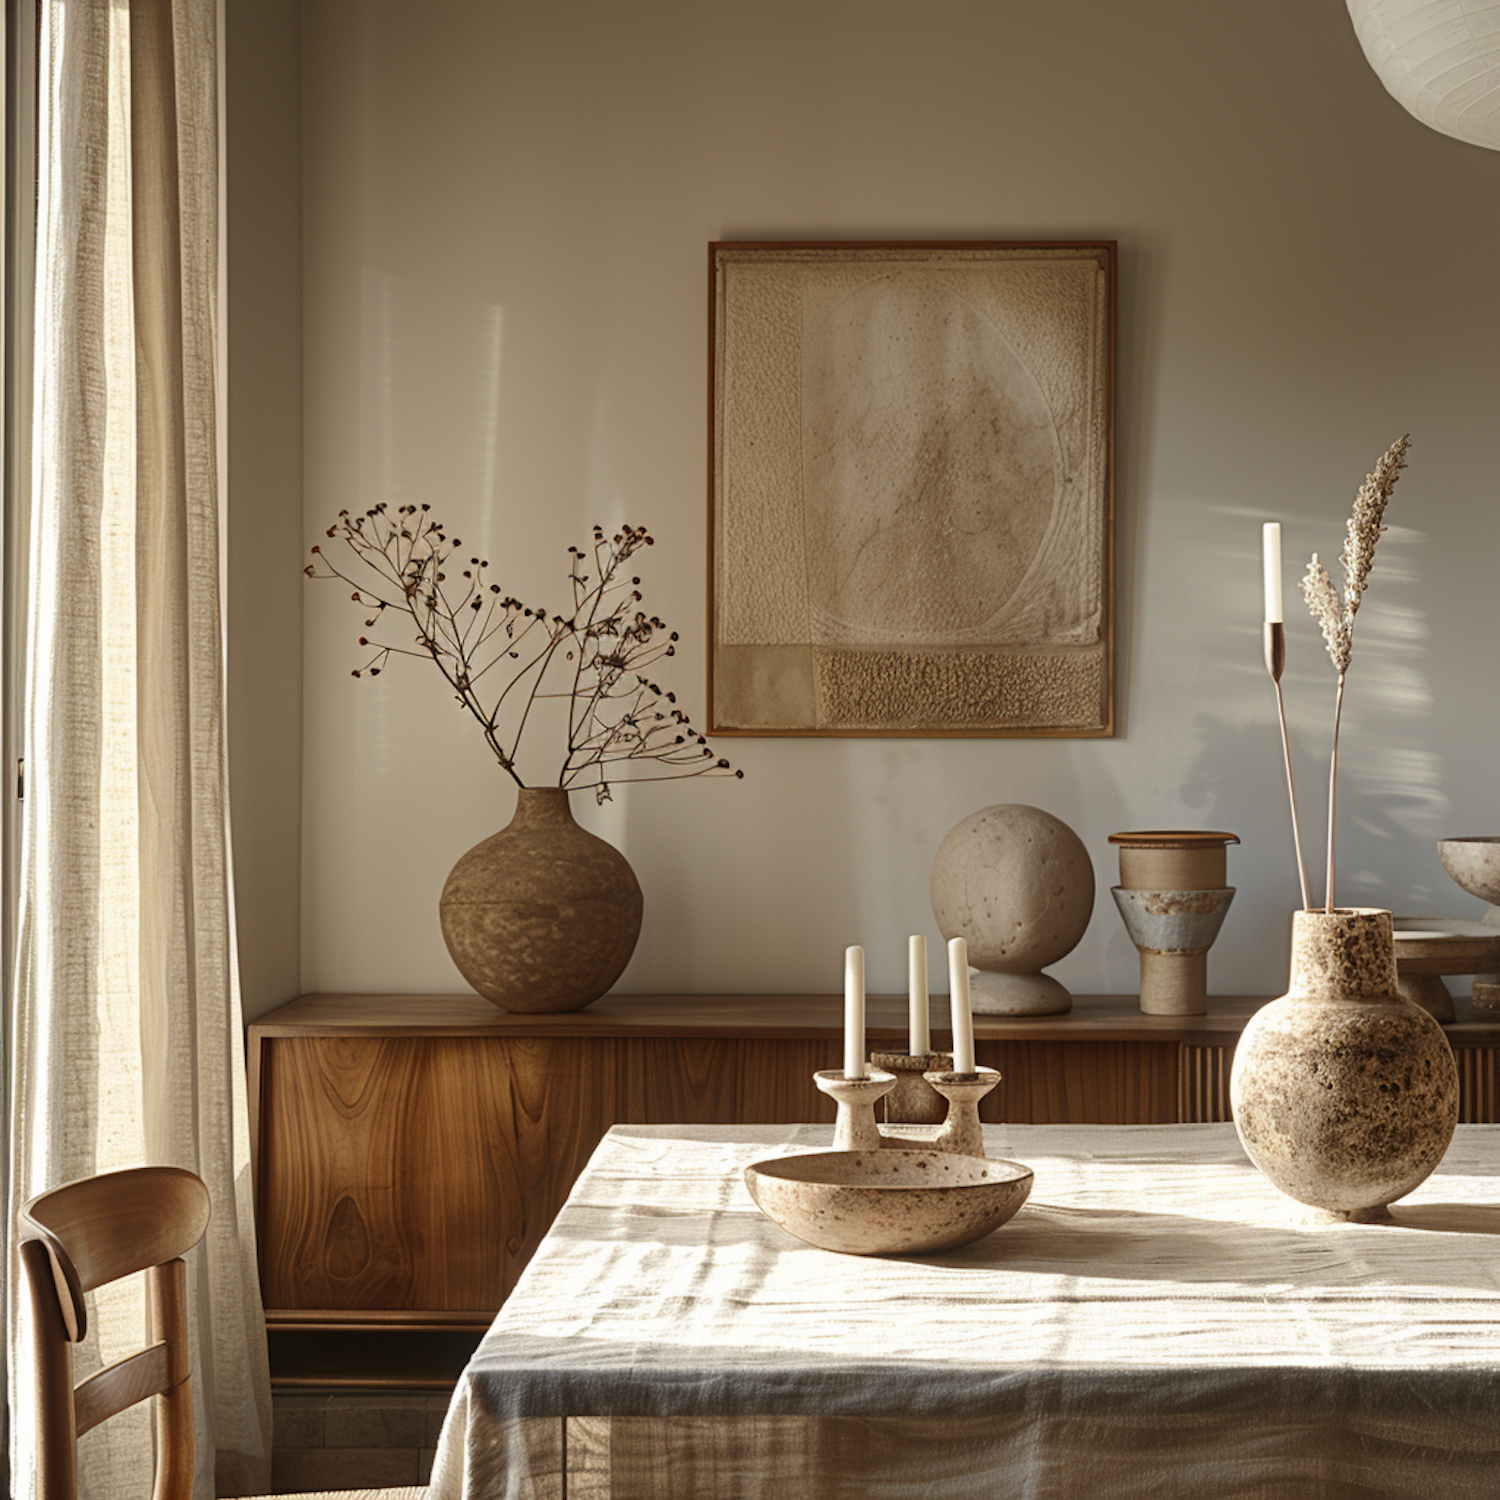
top-left (1298, 435), bottom-right (1410, 911)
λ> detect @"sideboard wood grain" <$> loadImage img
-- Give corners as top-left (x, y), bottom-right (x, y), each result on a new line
top-left (247, 991), bottom-right (1500, 1382)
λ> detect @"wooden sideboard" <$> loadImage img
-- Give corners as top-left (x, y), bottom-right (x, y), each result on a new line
top-left (247, 991), bottom-right (1500, 1385)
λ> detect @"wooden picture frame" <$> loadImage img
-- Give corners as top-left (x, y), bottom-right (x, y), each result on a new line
top-left (708, 241), bottom-right (1115, 737)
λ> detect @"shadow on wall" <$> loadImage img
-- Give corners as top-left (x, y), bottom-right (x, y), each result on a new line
top-left (1180, 520), bottom-right (1450, 920)
top-left (1333, 525), bottom-right (1454, 910)
top-left (618, 739), bottom-right (867, 993)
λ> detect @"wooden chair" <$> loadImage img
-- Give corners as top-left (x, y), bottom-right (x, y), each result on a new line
top-left (19, 1165), bottom-right (425, 1500)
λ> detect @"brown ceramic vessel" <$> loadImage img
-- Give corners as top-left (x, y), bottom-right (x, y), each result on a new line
top-left (439, 787), bottom-right (642, 1012)
top-left (1230, 908), bottom-right (1458, 1218)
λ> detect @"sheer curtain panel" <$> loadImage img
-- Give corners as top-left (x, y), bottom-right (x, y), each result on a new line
top-left (6, 1), bottom-right (272, 1495)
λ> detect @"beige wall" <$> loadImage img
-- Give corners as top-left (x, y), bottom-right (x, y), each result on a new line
top-left (280, 0), bottom-right (1500, 1004)
top-left (226, 0), bottom-right (304, 1021)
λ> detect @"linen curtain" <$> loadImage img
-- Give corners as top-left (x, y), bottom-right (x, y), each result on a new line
top-left (6, 1), bottom-right (271, 1495)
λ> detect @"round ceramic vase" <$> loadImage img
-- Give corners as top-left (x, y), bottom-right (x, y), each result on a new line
top-left (438, 786), bottom-right (643, 1013)
top-left (1230, 908), bottom-right (1458, 1218)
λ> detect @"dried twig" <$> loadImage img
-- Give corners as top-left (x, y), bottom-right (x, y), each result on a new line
top-left (307, 507), bottom-right (741, 803)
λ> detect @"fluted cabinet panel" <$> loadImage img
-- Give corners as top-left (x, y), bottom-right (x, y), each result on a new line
top-left (1179, 1044), bottom-right (1235, 1124)
top-left (980, 1040), bottom-right (1177, 1124)
top-left (1457, 1045), bottom-right (1500, 1124)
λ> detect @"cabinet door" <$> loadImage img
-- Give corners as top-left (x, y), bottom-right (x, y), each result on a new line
top-left (257, 1035), bottom-right (617, 1314)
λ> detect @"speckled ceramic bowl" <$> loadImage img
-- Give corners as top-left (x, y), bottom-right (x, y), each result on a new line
top-left (1438, 837), bottom-right (1500, 906)
top-left (744, 1150), bottom-right (1033, 1256)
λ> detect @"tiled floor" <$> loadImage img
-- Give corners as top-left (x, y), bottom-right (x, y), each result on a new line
top-left (271, 1391), bottom-right (453, 1492)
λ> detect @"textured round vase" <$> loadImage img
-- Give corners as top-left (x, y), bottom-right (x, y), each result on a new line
top-left (439, 787), bottom-right (643, 1013)
top-left (1230, 909), bottom-right (1458, 1219)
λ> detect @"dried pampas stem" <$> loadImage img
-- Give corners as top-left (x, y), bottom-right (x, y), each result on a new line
top-left (1299, 434), bottom-right (1410, 911)
top-left (1325, 673), bottom-right (1346, 915)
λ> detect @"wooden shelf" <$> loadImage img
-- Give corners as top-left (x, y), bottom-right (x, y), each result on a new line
top-left (258, 989), bottom-right (1500, 1039)
top-left (257, 990), bottom-right (1274, 1040)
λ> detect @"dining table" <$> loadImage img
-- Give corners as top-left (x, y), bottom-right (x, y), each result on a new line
top-left (427, 1120), bottom-right (1500, 1499)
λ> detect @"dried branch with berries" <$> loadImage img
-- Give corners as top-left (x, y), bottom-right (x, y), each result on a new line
top-left (306, 506), bottom-right (742, 802)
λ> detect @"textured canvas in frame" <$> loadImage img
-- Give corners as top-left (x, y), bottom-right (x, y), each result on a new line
top-left (709, 242), bottom-right (1114, 736)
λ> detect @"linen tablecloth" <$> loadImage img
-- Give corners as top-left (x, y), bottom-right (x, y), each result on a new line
top-left (429, 1122), bottom-right (1500, 1499)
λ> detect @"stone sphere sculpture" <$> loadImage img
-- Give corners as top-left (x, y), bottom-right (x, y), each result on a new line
top-left (930, 804), bottom-right (1094, 1015)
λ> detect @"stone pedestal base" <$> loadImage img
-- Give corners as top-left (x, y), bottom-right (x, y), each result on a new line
top-left (969, 970), bottom-right (1071, 1015)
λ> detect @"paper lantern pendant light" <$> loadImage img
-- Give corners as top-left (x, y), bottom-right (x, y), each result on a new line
top-left (1347, 0), bottom-right (1500, 149)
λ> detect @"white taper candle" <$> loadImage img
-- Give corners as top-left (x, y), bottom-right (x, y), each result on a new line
top-left (908, 935), bottom-right (930, 1055)
top-left (844, 946), bottom-right (866, 1080)
top-left (1262, 522), bottom-right (1283, 623)
top-left (948, 936), bottom-right (975, 1074)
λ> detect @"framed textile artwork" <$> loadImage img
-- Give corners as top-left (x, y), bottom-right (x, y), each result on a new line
top-left (708, 241), bottom-right (1115, 737)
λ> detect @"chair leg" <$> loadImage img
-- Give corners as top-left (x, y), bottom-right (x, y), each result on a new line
top-left (21, 1239), bottom-right (79, 1500)
top-left (147, 1260), bottom-right (194, 1500)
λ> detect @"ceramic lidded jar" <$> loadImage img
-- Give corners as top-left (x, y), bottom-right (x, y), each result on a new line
top-left (1230, 908), bottom-right (1458, 1218)
top-left (1108, 830), bottom-right (1239, 1016)
top-left (439, 787), bottom-right (643, 1012)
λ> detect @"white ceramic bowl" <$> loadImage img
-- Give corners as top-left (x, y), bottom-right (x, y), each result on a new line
top-left (744, 1149), bottom-right (1032, 1256)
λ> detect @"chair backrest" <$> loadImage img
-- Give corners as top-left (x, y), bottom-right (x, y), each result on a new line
top-left (19, 1166), bottom-right (212, 1500)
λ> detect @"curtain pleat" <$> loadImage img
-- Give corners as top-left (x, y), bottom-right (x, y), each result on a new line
top-left (7, 2), bottom-right (273, 1496)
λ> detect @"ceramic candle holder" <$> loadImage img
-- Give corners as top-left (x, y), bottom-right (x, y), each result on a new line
top-left (814, 1069), bottom-right (898, 1151)
top-left (869, 1051), bottom-right (954, 1125)
top-left (923, 1066), bottom-right (1001, 1158)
